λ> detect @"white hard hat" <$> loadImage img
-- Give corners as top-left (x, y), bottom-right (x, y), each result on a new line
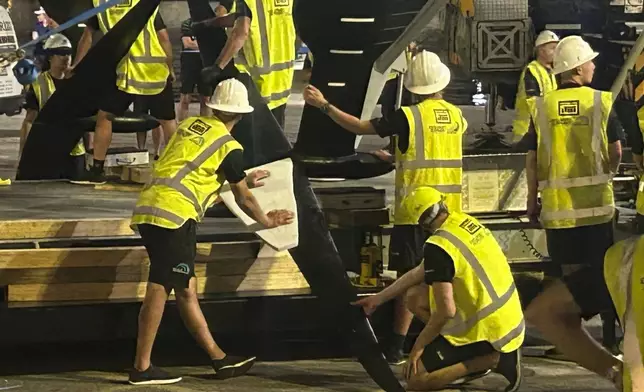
top-left (206, 78), bottom-right (254, 114)
top-left (552, 35), bottom-right (599, 75)
top-left (34, 7), bottom-right (46, 15)
top-left (43, 34), bottom-right (72, 50)
top-left (535, 30), bottom-right (559, 47)
top-left (404, 51), bottom-right (451, 95)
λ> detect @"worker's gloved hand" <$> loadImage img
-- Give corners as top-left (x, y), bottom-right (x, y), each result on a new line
top-left (201, 64), bottom-right (239, 88)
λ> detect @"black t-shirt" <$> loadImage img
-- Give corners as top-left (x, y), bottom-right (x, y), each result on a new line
top-left (370, 109), bottom-right (411, 153)
top-left (423, 243), bottom-right (456, 284)
top-left (218, 149), bottom-right (247, 184)
top-left (633, 112), bottom-right (644, 155)
top-left (24, 76), bottom-right (68, 111)
top-left (523, 70), bottom-right (540, 97)
top-left (180, 18), bottom-right (200, 54)
top-left (522, 83), bottom-right (626, 151)
top-left (234, 0), bottom-right (253, 20)
top-left (87, 12), bottom-right (166, 32)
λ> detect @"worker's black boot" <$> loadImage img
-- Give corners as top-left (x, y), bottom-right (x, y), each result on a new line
top-left (69, 163), bottom-right (106, 185)
top-left (494, 349), bottom-right (522, 392)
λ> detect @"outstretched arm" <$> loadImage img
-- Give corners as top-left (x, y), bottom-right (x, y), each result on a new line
top-left (303, 85), bottom-right (378, 135)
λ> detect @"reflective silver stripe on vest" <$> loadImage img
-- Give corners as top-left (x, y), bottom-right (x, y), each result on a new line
top-left (640, 180), bottom-right (644, 193)
top-left (537, 91), bottom-right (608, 192)
top-left (36, 73), bottom-right (52, 106)
top-left (262, 88), bottom-right (292, 103)
top-left (147, 134), bottom-right (235, 219)
top-left (433, 229), bottom-right (524, 350)
top-left (132, 205), bottom-right (186, 226)
top-left (398, 105), bottom-right (463, 172)
top-left (235, 0), bottom-right (295, 78)
top-left (530, 63), bottom-right (546, 93)
top-left (540, 204), bottom-right (614, 221)
top-left (397, 184), bottom-right (462, 199)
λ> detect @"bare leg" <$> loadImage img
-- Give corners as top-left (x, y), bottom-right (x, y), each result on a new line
top-left (406, 352), bottom-right (500, 391)
top-left (178, 94), bottom-right (191, 122)
top-left (93, 110), bottom-right (113, 161)
top-left (525, 280), bottom-right (621, 377)
top-left (152, 127), bottom-right (162, 157)
top-left (199, 96), bottom-right (211, 117)
top-left (134, 282), bottom-right (170, 371)
top-left (394, 295), bottom-right (415, 336)
top-left (159, 119), bottom-right (177, 146)
top-left (175, 277), bottom-right (226, 360)
top-left (136, 131), bottom-right (147, 151)
top-left (406, 284), bottom-right (431, 323)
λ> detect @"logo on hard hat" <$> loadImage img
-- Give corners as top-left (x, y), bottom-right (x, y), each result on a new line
top-left (558, 101), bottom-right (579, 116)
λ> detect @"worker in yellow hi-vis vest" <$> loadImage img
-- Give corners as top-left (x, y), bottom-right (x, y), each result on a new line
top-left (523, 36), bottom-right (625, 389)
top-left (19, 34), bottom-right (86, 181)
top-left (304, 51), bottom-right (467, 365)
top-left (512, 30), bottom-right (559, 144)
top-left (127, 79), bottom-right (294, 385)
top-left (70, 0), bottom-right (172, 185)
top-left (635, 106), bottom-right (644, 233)
top-left (199, 0), bottom-right (296, 128)
top-left (604, 235), bottom-right (644, 392)
top-left (353, 187), bottom-right (524, 392)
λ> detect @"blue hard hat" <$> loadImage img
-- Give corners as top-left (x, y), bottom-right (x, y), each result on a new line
top-left (12, 58), bottom-right (39, 85)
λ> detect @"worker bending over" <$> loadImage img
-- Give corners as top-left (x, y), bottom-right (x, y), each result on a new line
top-left (605, 234), bottom-right (644, 392)
top-left (522, 35), bottom-right (625, 388)
top-left (354, 187), bottom-right (524, 392)
top-left (198, 0), bottom-right (297, 128)
top-left (512, 30), bottom-right (559, 144)
top-left (304, 51), bottom-right (467, 365)
top-left (128, 79), bottom-right (294, 385)
top-left (635, 106), bottom-right (644, 233)
top-left (71, 0), bottom-right (172, 184)
top-left (20, 34), bottom-right (86, 181)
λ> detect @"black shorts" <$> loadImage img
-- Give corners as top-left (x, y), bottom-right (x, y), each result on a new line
top-left (546, 221), bottom-right (615, 319)
top-left (180, 53), bottom-right (210, 97)
top-left (637, 214), bottom-right (644, 235)
top-left (421, 335), bottom-right (496, 373)
top-left (62, 154), bottom-right (86, 181)
top-left (388, 224), bottom-right (428, 275)
top-left (98, 84), bottom-right (135, 117)
top-left (138, 220), bottom-right (197, 290)
top-left (132, 79), bottom-right (176, 121)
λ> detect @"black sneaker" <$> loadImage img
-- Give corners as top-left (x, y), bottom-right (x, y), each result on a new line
top-left (494, 350), bottom-right (522, 392)
top-left (212, 355), bottom-right (256, 379)
top-left (69, 167), bottom-right (106, 185)
top-left (128, 365), bottom-right (182, 385)
top-left (383, 347), bottom-right (406, 366)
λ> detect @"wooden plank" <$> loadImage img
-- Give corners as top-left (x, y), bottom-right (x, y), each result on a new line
top-left (0, 241), bottom-right (260, 269)
top-left (7, 272), bottom-right (311, 302)
top-left (0, 218), bottom-right (135, 240)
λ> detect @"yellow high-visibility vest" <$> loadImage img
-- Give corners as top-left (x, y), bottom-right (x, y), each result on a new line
top-left (30, 72), bottom-right (85, 156)
top-left (231, 0), bottom-right (296, 109)
top-left (637, 106), bottom-right (644, 216)
top-left (427, 212), bottom-right (525, 353)
top-left (526, 87), bottom-right (615, 229)
top-left (94, 0), bottom-right (169, 95)
top-left (131, 116), bottom-right (243, 229)
top-left (512, 60), bottom-right (557, 142)
top-left (395, 99), bottom-right (467, 224)
top-left (604, 235), bottom-right (644, 392)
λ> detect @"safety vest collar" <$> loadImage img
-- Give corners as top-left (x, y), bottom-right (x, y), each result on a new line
top-left (137, 133), bottom-right (235, 218)
top-left (431, 229), bottom-right (525, 351)
top-left (235, 0), bottom-right (294, 77)
top-left (536, 89), bottom-right (606, 191)
top-left (399, 103), bottom-right (464, 171)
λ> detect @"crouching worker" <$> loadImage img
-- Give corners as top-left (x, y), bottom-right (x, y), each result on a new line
top-left (353, 186), bottom-right (525, 392)
top-left (128, 78), bottom-right (295, 385)
top-left (19, 34), bottom-right (86, 180)
top-left (604, 234), bottom-right (644, 392)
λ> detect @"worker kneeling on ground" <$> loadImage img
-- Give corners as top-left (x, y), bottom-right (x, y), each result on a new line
top-left (634, 105), bottom-right (644, 234)
top-left (128, 79), bottom-right (294, 385)
top-left (512, 30), bottom-right (559, 144)
top-left (19, 34), bottom-right (86, 181)
top-left (522, 35), bottom-right (625, 387)
top-left (304, 51), bottom-right (467, 365)
top-left (353, 187), bottom-right (525, 392)
top-left (604, 234), bottom-right (644, 392)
